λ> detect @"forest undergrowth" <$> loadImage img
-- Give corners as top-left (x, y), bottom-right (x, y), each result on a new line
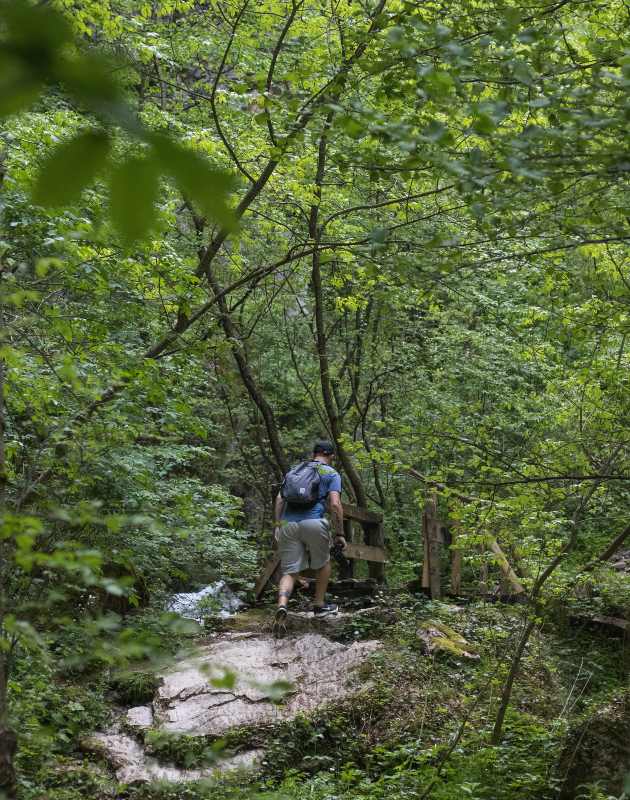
top-left (9, 584), bottom-right (629, 800)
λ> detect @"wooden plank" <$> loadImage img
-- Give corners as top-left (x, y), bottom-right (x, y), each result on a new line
top-left (436, 521), bottom-right (453, 544)
top-left (331, 540), bottom-right (389, 562)
top-left (247, 551), bottom-right (281, 600)
top-left (497, 520), bottom-right (528, 580)
top-left (451, 519), bottom-right (461, 593)
top-left (340, 502), bottom-right (383, 525)
top-left (478, 542), bottom-right (489, 592)
top-left (497, 525), bottom-right (511, 596)
top-left (573, 611), bottom-right (630, 633)
top-left (508, 536), bottom-right (528, 580)
top-left (486, 539), bottom-right (525, 595)
top-left (294, 577), bottom-right (380, 597)
top-left (426, 495), bottom-right (441, 600)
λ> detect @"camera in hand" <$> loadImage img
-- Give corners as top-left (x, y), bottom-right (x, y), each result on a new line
top-left (329, 541), bottom-right (350, 569)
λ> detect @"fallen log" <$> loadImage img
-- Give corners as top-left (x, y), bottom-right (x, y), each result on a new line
top-left (486, 539), bottom-right (526, 596)
top-left (572, 611), bottom-right (630, 636)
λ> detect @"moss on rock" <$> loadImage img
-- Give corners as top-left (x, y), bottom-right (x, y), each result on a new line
top-left (206, 608), bottom-right (270, 632)
top-left (417, 619), bottom-right (480, 659)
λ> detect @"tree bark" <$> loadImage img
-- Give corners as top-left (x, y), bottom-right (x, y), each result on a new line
top-left (489, 616), bottom-right (536, 744)
top-left (490, 480), bottom-right (602, 744)
top-left (309, 115), bottom-right (367, 508)
top-left (425, 494), bottom-right (441, 600)
top-left (0, 261), bottom-right (18, 798)
top-left (208, 267), bottom-right (290, 476)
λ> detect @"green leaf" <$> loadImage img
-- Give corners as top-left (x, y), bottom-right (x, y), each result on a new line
top-left (33, 132), bottom-right (111, 207)
top-left (0, 1), bottom-right (73, 117)
top-left (150, 136), bottom-right (235, 230)
top-left (210, 669), bottom-right (236, 689)
top-left (109, 156), bottom-right (160, 243)
top-left (344, 119), bottom-right (366, 140)
top-left (0, 53), bottom-right (44, 118)
top-left (425, 119), bottom-right (446, 141)
top-left (0, 0), bottom-right (73, 51)
top-left (56, 53), bottom-right (126, 122)
top-left (473, 114), bottom-right (495, 134)
top-left (372, 226), bottom-right (390, 243)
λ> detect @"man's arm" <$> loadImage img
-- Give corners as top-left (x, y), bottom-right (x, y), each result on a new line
top-left (274, 492), bottom-right (285, 541)
top-left (328, 490), bottom-right (347, 550)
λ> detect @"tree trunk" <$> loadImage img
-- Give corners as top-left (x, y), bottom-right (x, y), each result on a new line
top-left (425, 494), bottom-right (441, 600)
top-left (208, 267), bottom-right (290, 477)
top-left (490, 616), bottom-right (536, 744)
top-left (490, 481), bottom-right (603, 744)
top-left (309, 115), bottom-right (367, 508)
top-left (0, 261), bottom-right (17, 798)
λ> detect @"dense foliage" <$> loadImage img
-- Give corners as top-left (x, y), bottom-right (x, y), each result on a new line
top-left (2, 0), bottom-right (630, 796)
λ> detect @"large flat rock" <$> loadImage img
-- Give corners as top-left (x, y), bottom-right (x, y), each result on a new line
top-left (156, 631), bottom-right (380, 735)
top-left (86, 618), bottom-right (382, 785)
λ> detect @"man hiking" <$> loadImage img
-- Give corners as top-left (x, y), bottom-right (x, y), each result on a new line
top-left (272, 440), bottom-right (347, 639)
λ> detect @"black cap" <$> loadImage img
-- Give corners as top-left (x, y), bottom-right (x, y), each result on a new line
top-left (314, 440), bottom-right (335, 455)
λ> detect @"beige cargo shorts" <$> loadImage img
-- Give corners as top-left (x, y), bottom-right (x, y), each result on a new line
top-left (278, 518), bottom-right (332, 575)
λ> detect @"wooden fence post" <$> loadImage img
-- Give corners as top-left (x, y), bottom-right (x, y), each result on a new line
top-left (498, 524), bottom-right (510, 598)
top-left (426, 494), bottom-right (441, 600)
top-left (365, 521), bottom-right (386, 584)
top-left (338, 518), bottom-right (356, 580)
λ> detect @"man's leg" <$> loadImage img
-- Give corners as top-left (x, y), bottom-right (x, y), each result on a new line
top-left (278, 572), bottom-right (298, 608)
top-left (314, 562), bottom-right (330, 606)
top-left (273, 572), bottom-right (299, 640)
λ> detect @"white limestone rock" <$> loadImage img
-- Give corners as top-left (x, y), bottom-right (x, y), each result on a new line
top-left (86, 626), bottom-right (381, 785)
top-left (155, 632), bottom-right (380, 735)
top-left (85, 731), bottom-right (263, 784)
top-left (124, 706), bottom-right (153, 731)
top-left (85, 732), bottom-right (145, 770)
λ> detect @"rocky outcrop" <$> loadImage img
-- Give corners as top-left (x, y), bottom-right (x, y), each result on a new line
top-left (86, 610), bottom-right (382, 785)
top-left (608, 548), bottom-right (630, 572)
top-left (156, 630), bottom-right (381, 735)
top-left (124, 706), bottom-right (153, 731)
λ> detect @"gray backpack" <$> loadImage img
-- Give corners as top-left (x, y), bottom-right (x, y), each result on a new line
top-left (281, 461), bottom-right (322, 509)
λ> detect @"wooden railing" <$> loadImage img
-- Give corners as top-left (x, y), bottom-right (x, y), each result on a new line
top-left (247, 501), bottom-right (388, 600)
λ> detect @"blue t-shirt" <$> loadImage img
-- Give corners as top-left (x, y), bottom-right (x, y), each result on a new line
top-left (281, 462), bottom-right (342, 522)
